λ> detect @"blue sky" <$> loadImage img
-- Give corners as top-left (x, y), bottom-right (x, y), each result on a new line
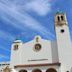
top-left (0, 0), bottom-right (72, 62)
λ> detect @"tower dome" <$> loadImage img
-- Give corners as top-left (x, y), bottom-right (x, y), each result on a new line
top-left (13, 36), bottom-right (23, 43)
top-left (13, 39), bottom-right (22, 43)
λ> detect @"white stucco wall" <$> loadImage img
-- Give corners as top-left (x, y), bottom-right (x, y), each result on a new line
top-left (21, 38), bottom-right (52, 65)
top-left (55, 25), bottom-right (72, 72)
top-left (10, 36), bottom-right (55, 67)
top-left (51, 41), bottom-right (59, 63)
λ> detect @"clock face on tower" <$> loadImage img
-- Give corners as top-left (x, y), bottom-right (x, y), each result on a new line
top-left (34, 44), bottom-right (42, 52)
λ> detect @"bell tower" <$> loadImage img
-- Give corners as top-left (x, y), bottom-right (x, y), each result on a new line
top-left (54, 12), bottom-right (72, 72)
top-left (10, 38), bottom-right (23, 68)
top-left (55, 12), bottom-right (67, 26)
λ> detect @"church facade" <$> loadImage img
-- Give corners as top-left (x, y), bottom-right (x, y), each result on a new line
top-left (1, 12), bottom-right (72, 72)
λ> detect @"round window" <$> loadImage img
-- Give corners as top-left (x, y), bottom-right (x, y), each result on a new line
top-left (34, 44), bottom-right (42, 52)
top-left (60, 29), bottom-right (65, 33)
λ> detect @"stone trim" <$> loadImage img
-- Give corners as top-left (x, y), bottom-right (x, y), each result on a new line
top-left (14, 63), bottom-right (61, 68)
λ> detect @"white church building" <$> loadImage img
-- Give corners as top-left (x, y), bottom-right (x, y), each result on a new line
top-left (0, 12), bottom-right (72, 72)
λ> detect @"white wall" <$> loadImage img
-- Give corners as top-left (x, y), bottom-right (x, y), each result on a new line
top-left (51, 41), bottom-right (59, 63)
top-left (55, 25), bottom-right (72, 72)
top-left (10, 36), bottom-right (58, 68)
top-left (20, 38), bottom-right (52, 65)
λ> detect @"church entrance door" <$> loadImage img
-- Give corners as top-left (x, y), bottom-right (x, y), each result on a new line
top-left (19, 70), bottom-right (27, 72)
top-left (46, 68), bottom-right (57, 72)
top-left (32, 69), bottom-right (42, 72)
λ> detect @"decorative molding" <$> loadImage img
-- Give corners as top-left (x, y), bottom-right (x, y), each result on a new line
top-left (28, 59), bottom-right (48, 62)
top-left (55, 23), bottom-right (67, 27)
top-left (14, 63), bottom-right (61, 68)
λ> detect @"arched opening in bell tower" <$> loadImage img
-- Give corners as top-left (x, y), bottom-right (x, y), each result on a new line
top-left (57, 16), bottom-right (60, 22)
top-left (61, 15), bottom-right (64, 21)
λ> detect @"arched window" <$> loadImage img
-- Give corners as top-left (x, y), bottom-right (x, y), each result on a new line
top-left (61, 15), bottom-right (64, 21)
top-left (46, 68), bottom-right (57, 72)
top-left (57, 16), bottom-right (60, 22)
top-left (19, 70), bottom-right (27, 72)
top-left (32, 69), bottom-right (42, 72)
top-left (34, 44), bottom-right (42, 52)
top-left (14, 45), bottom-right (18, 50)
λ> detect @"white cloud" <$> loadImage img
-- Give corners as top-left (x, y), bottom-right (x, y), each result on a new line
top-left (25, 0), bottom-right (51, 16)
top-left (0, 1), bottom-right (54, 39)
top-left (0, 0), bottom-right (52, 16)
top-left (0, 54), bottom-right (9, 59)
top-left (0, 45), bottom-right (10, 52)
top-left (0, 30), bottom-right (15, 41)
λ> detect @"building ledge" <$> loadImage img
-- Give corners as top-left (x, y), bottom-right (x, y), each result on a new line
top-left (14, 62), bottom-right (61, 68)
